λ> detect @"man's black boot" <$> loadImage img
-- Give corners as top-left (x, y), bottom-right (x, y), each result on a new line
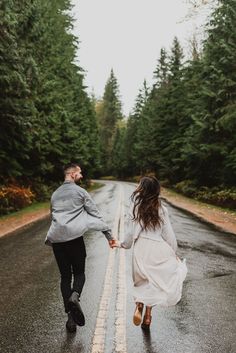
top-left (66, 312), bottom-right (77, 333)
top-left (68, 291), bottom-right (85, 326)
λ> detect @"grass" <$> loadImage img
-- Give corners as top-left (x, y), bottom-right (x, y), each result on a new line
top-left (88, 182), bottom-right (105, 192)
top-left (99, 176), bottom-right (117, 181)
top-left (0, 201), bottom-right (50, 221)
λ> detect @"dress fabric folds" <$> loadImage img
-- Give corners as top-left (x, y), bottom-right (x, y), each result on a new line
top-left (132, 236), bottom-right (187, 307)
top-left (121, 204), bottom-right (187, 307)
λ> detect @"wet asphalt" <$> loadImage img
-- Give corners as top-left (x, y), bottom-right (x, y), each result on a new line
top-left (0, 181), bottom-right (235, 353)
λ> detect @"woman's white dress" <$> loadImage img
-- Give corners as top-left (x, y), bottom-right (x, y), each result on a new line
top-left (121, 204), bottom-right (187, 307)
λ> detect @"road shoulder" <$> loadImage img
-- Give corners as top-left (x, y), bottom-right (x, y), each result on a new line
top-left (161, 188), bottom-right (236, 235)
top-left (0, 204), bottom-right (50, 238)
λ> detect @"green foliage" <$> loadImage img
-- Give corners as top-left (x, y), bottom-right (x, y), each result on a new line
top-left (195, 187), bottom-right (236, 209)
top-left (118, 0), bottom-right (236, 200)
top-left (30, 179), bottom-right (57, 202)
top-left (0, 0), bottom-right (100, 186)
top-left (174, 180), bottom-right (198, 197)
top-left (181, 0), bottom-right (236, 186)
top-left (173, 181), bottom-right (236, 209)
top-left (111, 121), bottom-right (127, 177)
top-left (0, 0), bottom-right (37, 177)
top-left (96, 69), bottom-right (123, 174)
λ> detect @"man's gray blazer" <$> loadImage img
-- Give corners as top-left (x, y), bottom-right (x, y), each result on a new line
top-left (45, 181), bottom-right (112, 245)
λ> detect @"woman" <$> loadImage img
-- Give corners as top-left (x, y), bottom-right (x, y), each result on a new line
top-left (120, 176), bottom-right (187, 329)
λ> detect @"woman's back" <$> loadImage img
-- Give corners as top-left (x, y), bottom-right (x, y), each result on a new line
top-left (124, 203), bottom-right (177, 252)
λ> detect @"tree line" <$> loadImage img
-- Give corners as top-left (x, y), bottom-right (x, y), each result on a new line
top-left (0, 0), bottom-right (101, 188)
top-left (100, 0), bottom-right (236, 199)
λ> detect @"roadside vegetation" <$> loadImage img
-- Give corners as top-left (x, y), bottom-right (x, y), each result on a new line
top-left (0, 0), bottom-right (235, 214)
top-left (97, 1), bottom-right (236, 210)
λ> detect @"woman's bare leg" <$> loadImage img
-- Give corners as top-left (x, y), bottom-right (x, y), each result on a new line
top-left (141, 305), bottom-right (152, 329)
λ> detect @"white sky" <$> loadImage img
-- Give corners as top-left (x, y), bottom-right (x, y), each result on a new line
top-left (70, 0), bottom-right (211, 115)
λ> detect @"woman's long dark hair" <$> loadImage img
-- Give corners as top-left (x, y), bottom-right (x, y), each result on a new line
top-left (131, 176), bottom-right (162, 231)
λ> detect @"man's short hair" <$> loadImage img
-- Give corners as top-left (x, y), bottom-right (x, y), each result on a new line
top-left (63, 163), bottom-right (80, 176)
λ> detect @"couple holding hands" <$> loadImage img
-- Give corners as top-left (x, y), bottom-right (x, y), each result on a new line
top-left (45, 163), bottom-right (187, 333)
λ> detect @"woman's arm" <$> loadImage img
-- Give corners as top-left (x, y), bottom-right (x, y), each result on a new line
top-left (161, 206), bottom-right (178, 253)
top-left (120, 232), bottom-right (134, 249)
top-left (120, 210), bottom-right (136, 249)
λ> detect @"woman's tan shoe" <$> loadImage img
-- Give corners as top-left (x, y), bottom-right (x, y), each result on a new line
top-left (133, 302), bottom-right (144, 326)
top-left (141, 313), bottom-right (152, 330)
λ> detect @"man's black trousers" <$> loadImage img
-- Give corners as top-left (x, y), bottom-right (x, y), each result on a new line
top-left (52, 236), bottom-right (86, 313)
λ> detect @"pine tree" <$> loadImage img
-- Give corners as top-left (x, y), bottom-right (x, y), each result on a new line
top-left (0, 0), bottom-right (102, 185)
top-left (98, 69), bottom-right (123, 173)
top-left (125, 80), bottom-right (150, 175)
top-left (0, 0), bottom-right (37, 180)
top-left (182, 0), bottom-right (236, 186)
top-left (143, 39), bottom-right (186, 182)
top-left (111, 121), bottom-right (127, 177)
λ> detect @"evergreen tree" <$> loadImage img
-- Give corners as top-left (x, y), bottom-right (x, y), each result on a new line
top-left (182, 0), bottom-right (236, 186)
top-left (159, 37), bottom-right (185, 182)
top-left (125, 80), bottom-right (150, 175)
top-left (140, 40), bottom-right (186, 182)
top-left (0, 0), bottom-right (37, 179)
top-left (98, 69), bottom-right (123, 173)
top-left (0, 0), bottom-right (101, 185)
top-left (142, 48), bottom-right (170, 177)
top-left (111, 121), bottom-right (127, 177)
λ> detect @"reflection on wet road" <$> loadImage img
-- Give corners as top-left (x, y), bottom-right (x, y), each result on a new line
top-left (0, 180), bottom-right (235, 353)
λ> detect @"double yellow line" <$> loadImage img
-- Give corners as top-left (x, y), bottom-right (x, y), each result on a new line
top-left (91, 183), bottom-right (127, 353)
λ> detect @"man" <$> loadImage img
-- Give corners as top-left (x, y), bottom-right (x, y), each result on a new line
top-left (45, 163), bottom-right (116, 332)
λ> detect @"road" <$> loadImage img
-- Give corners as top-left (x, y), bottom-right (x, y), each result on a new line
top-left (0, 180), bottom-right (236, 353)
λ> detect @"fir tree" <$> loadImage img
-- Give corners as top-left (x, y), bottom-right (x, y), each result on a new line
top-left (98, 69), bottom-right (123, 173)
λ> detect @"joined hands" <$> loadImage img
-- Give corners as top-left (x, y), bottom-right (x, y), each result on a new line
top-left (108, 239), bottom-right (121, 249)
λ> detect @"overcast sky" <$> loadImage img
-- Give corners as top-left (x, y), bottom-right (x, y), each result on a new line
top-left (70, 0), bottom-right (211, 115)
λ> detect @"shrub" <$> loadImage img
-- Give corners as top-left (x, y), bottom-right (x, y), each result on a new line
top-left (125, 175), bottom-right (141, 183)
top-left (160, 179), bottom-right (171, 187)
top-left (30, 181), bottom-right (56, 202)
top-left (172, 181), bottom-right (236, 210)
top-left (174, 180), bottom-right (197, 197)
top-left (100, 176), bottom-right (117, 181)
top-left (196, 188), bottom-right (236, 209)
top-left (0, 185), bottom-right (35, 215)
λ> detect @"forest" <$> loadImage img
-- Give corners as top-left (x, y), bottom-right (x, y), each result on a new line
top-left (0, 0), bottom-right (235, 213)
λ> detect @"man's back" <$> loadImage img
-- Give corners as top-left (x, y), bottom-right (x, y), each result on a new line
top-left (46, 181), bottom-right (110, 245)
top-left (51, 181), bottom-right (85, 224)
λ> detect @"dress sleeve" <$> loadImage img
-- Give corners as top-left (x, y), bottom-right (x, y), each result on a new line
top-left (120, 203), bottom-right (136, 249)
top-left (161, 206), bottom-right (178, 253)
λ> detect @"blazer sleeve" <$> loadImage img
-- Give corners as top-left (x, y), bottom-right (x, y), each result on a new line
top-left (83, 190), bottom-right (103, 219)
top-left (83, 190), bottom-right (113, 240)
top-left (161, 206), bottom-right (178, 253)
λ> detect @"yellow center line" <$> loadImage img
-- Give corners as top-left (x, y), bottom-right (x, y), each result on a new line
top-left (115, 186), bottom-right (127, 353)
top-left (91, 184), bottom-right (122, 353)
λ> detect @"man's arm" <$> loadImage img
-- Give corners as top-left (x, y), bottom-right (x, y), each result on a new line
top-left (83, 190), bottom-right (102, 218)
top-left (102, 230), bottom-right (113, 241)
top-left (83, 190), bottom-right (116, 244)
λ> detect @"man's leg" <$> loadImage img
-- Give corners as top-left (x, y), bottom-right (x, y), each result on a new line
top-left (70, 236), bottom-right (86, 297)
top-left (65, 236), bottom-right (86, 326)
top-left (52, 243), bottom-right (72, 313)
